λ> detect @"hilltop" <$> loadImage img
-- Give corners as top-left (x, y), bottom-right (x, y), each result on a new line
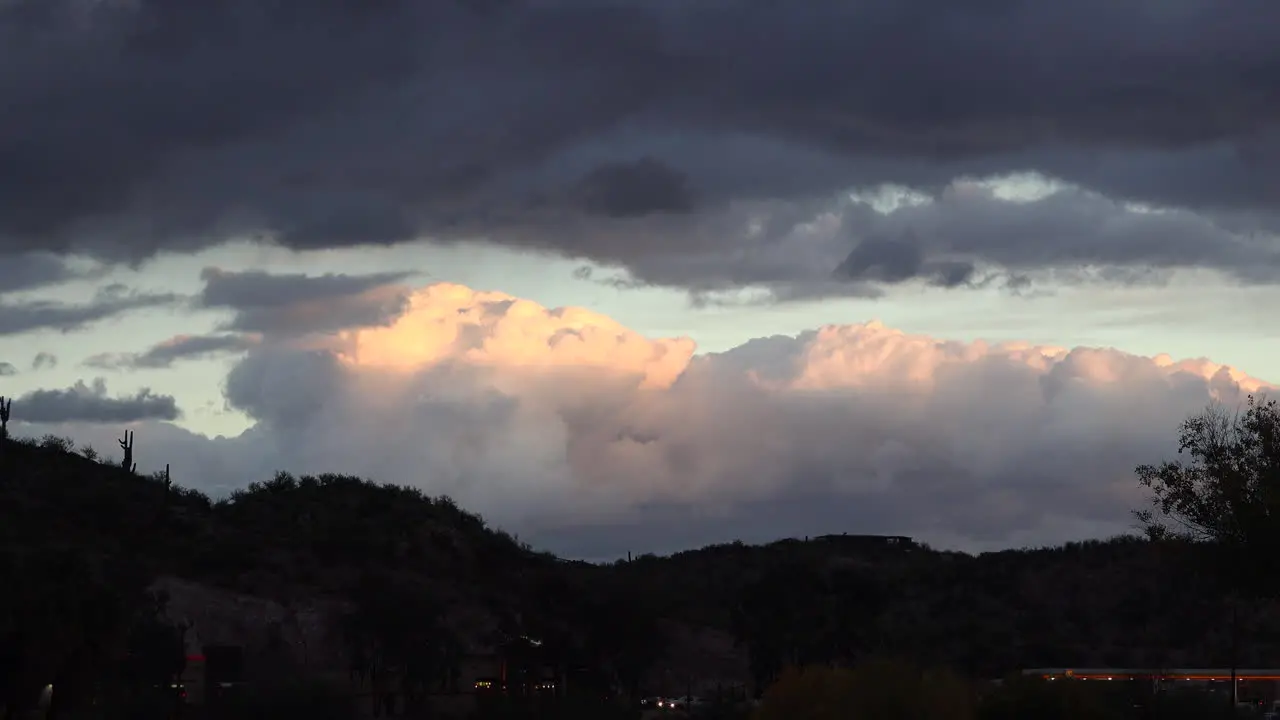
top-left (0, 433), bottom-right (657, 711)
top-left (1, 431), bottom-right (1274, 714)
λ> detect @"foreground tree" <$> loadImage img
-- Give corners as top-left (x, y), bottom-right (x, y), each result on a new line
top-left (977, 674), bottom-right (1126, 720)
top-left (1135, 394), bottom-right (1280, 718)
top-left (1134, 394), bottom-right (1280, 594)
top-left (754, 660), bottom-right (973, 720)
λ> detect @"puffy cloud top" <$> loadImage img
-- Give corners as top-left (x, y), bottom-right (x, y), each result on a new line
top-left (335, 283), bottom-right (696, 389)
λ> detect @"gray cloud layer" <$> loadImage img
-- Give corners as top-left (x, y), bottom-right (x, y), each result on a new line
top-left (31, 352), bottom-right (57, 370)
top-left (197, 268), bottom-right (412, 335)
top-left (0, 253), bottom-right (101, 295)
top-left (2, 0), bottom-right (1277, 295)
top-left (15, 378), bottom-right (181, 424)
top-left (77, 269), bottom-right (408, 371)
top-left (84, 333), bottom-right (258, 371)
top-left (0, 285), bottom-right (180, 336)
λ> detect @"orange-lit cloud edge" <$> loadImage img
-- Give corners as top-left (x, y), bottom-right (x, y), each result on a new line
top-left (333, 282), bottom-right (1268, 396)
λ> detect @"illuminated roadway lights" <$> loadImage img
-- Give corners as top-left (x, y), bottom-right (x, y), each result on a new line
top-left (1027, 669), bottom-right (1280, 684)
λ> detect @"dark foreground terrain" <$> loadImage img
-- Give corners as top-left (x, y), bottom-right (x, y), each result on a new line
top-left (0, 433), bottom-right (1269, 719)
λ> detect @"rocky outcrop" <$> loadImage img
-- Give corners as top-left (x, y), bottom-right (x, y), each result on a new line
top-left (148, 576), bottom-right (350, 672)
top-left (646, 620), bottom-right (749, 696)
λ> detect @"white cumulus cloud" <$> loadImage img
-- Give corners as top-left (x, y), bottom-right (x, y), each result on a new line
top-left (13, 283), bottom-right (1272, 559)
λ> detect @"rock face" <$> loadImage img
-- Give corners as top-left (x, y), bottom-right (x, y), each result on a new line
top-left (149, 576), bottom-right (350, 673)
top-left (147, 576), bottom-right (748, 698)
top-left (646, 621), bottom-right (750, 697)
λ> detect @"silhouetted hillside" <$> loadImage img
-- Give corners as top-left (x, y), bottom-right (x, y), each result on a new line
top-left (0, 433), bottom-right (549, 591)
top-left (2, 432), bottom-right (1273, 717)
top-left (611, 531), bottom-right (1279, 683)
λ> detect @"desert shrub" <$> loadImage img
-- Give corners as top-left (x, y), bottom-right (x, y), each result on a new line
top-left (38, 434), bottom-right (75, 453)
top-left (98, 687), bottom-right (182, 720)
top-left (696, 700), bottom-right (753, 720)
top-left (976, 674), bottom-right (1127, 720)
top-left (206, 677), bottom-right (355, 720)
top-left (472, 695), bottom-right (640, 720)
top-left (754, 659), bottom-right (974, 720)
top-left (1149, 686), bottom-right (1249, 719)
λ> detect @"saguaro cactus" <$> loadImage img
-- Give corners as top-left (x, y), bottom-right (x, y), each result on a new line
top-left (118, 430), bottom-right (135, 473)
top-left (160, 463), bottom-right (171, 508)
top-left (0, 396), bottom-right (9, 441)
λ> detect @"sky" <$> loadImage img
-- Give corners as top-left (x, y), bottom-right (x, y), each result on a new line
top-left (1, 0), bottom-right (1279, 560)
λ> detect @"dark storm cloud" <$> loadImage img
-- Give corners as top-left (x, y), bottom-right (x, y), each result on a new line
top-left (197, 268), bottom-right (411, 335)
top-left (835, 183), bottom-right (1280, 287)
top-left (576, 158), bottom-right (695, 218)
top-left (0, 253), bottom-right (100, 295)
top-left (0, 285), bottom-right (181, 336)
top-left (198, 268), bottom-right (412, 309)
top-left (84, 333), bottom-right (258, 370)
top-left (31, 352), bottom-right (56, 370)
top-left (2, 0), bottom-right (1279, 292)
top-left (608, 180), bottom-right (1280, 297)
top-left (17, 378), bottom-right (181, 423)
top-left (0, 361), bottom-right (16, 376)
top-left (835, 235), bottom-right (977, 289)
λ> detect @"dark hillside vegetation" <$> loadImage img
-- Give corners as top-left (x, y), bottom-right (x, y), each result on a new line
top-left (0, 434), bottom-right (630, 719)
top-left (1, 424), bottom-right (1276, 719)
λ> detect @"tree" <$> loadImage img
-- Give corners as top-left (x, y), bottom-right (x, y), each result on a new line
top-left (1134, 394), bottom-right (1280, 595)
top-left (577, 577), bottom-right (666, 700)
top-left (753, 665), bottom-right (859, 720)
top-left (754, 660), bottom-right (974, 720)
top-left (977, 675), bottom-right (1125, 720)
top-left (118, 613), bottom-right (189, 719)
top-left (731, 560), bottom-right (889, 697)
top-left (1135, 394), bottom-right (1280, 717)
top-left (0, 550), bottom-right (141, 720)
top-left (345, 570), bottom-right (454, 717)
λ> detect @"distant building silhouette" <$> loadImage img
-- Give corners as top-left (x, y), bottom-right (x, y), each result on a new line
top-left (812, 533), bottom-right (915, 549)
